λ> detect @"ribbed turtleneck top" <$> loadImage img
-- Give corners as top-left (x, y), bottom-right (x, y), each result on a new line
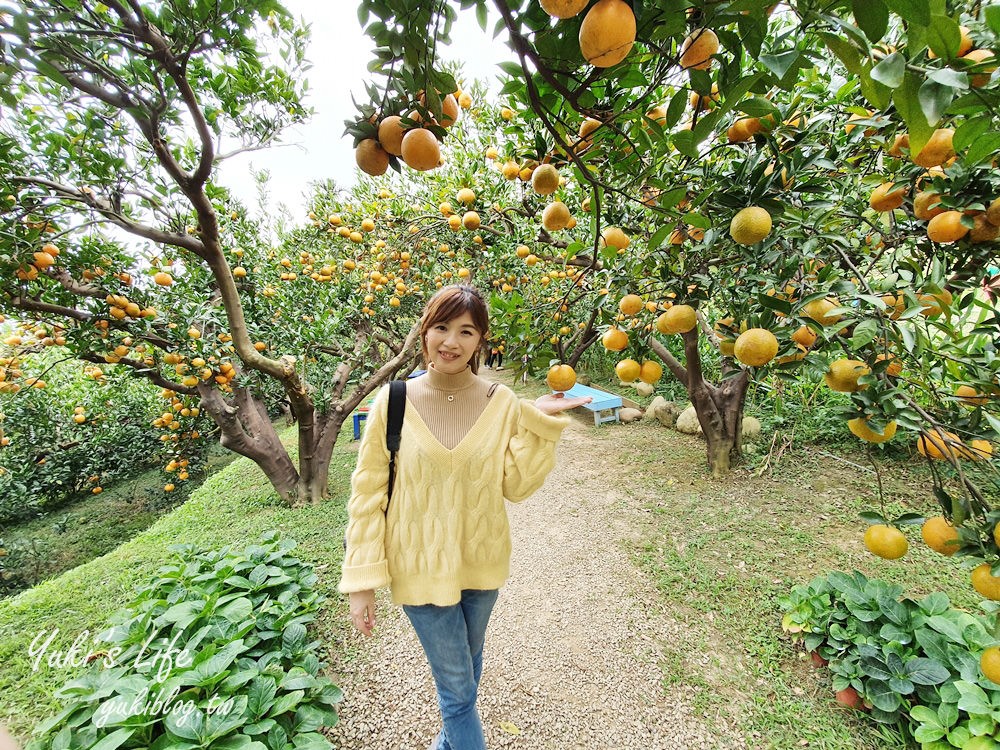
top-left (405, 363), bottom-right (494, 449)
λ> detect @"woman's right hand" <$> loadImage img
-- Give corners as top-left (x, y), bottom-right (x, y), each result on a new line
top-left (349, 590), bottom-right (377, 637)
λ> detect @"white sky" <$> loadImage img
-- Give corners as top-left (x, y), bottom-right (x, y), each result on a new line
top-left (220, 2), bottom-right (511, 214)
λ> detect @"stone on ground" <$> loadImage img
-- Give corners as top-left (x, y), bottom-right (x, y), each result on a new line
top-left (675, 405), bottom-right (703, 435)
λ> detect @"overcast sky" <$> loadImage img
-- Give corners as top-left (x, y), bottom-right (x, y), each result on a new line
top-left (219, 3), bottom-right (511, 214)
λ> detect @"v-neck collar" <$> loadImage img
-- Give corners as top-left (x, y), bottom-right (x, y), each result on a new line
top-left (404, 390), bottom-right (506, 454)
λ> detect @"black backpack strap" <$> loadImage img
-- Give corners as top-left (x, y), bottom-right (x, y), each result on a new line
top-left (385, 380), bottom-right (406, 509)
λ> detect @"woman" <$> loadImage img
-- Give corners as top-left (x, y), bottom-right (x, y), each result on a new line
top-left (339, 285), bottom-right (589, 750)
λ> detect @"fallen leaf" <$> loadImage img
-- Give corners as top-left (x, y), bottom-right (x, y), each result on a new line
top-left (498, 720), bottom-right (521, 735)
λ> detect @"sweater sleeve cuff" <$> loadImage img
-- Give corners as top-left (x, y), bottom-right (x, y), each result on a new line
top-left (519, 399), bottom-right (571, 441)
top-left (338, 560), bottom-right (390, 594)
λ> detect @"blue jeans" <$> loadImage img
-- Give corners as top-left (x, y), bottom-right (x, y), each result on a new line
top-left (403, 589), bottom-right (499, 750)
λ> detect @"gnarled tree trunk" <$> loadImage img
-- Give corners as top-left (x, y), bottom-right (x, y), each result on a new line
top-left (649, 327), bottom-right (750, 478)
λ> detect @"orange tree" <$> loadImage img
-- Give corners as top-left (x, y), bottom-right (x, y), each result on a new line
top-left (0, 1), bottom-right (427, 506)
top-left (349, 3), bottom-right (1000, 566)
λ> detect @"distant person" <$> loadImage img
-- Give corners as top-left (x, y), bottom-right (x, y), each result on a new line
top-left (339, 285), bottom-right (589, 750)
top-left (483, 340), bottom-right (504, 370)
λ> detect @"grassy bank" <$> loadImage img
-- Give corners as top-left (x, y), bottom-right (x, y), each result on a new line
top-left (0, 424), bottom-right (356, 742)
top-left (614, 419), bottom-right (976, 749)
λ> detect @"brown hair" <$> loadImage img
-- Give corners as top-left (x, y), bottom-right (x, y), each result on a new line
top-left (419, 285), bottom-right (490, 374)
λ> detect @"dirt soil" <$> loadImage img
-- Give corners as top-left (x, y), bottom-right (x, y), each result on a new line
top-left (325, 372), bottom-right (747, 749)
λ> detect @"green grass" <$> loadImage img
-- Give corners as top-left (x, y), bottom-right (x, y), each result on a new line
top-left (615, 419), bottom-right (980, 749)
top-left (0, 423), bottom-right (356, 742)
top-left (1, 439), bottom-right (242, 596)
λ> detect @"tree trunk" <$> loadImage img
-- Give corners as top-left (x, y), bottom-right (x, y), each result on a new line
top-left (198, 385), bottom-right (300, 502)
top-left (689, 370), bottom-right (749, 478)
top-left (649, 329), bottom-right (750, 478)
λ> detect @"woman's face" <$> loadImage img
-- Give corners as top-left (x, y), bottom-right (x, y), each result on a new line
top-left (425, 312), bottom-right (483, 374)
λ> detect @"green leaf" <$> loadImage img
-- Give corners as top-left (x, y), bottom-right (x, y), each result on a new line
top-left (90, 729), bottom-right (137, 750)
top-left (913, 724), bottom-right (947, 743)
top-left (867, 678), bottom-right (903, 711)
top-left (853, 0), bottom-right (889, 42)
top-left (247, 676), bottom-right (278, 720)
top-left (964, 132), bottom-right (1000, 166)
top-left (476, 2), bottom-right (487, 32)
top-left (165, 706), bottom-right (204, 741)
top-left (648, 224), bottom-right (671, 249)
top-left (282, 623), bottom-right (307, 655)
top-left (918, 79), bottom-right (956, 125)
top-left (987, 5), bottom-right (1000, 35)
top-left (759, 50), bottom-right (800, 80)
top-left (910, 704), bottom-right (942, 726)
top-left (956, 680), bottom-right (992, 714)
top-left (894, 73), bottom-right (935, 154)
top-left (954, 117), bottom-right (990, 153)
top-left (926, 14), bottom-right (960, 59)
top-left (871, 52), bottom-right (905, 88)
top-left (906, 657), bottom-right (952, 685)
top-left (884, 0), bottom-right (930, 26)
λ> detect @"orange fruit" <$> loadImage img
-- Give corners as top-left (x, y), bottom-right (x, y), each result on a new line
top-left (981, 647), bottom-right (1000, 685)
top-left (969, 215), bottom-right (1000, 244)
top-left (921, 516), bottom-right (960, 556)
top-left (926, 211), bottom-right (969, 243)
top-left (618, 294), bottom-right (644, 316)
top-left (847, 417), bottom-right (897, 443)
top-left (540, 0), bottom-right (589, 18)
top-left (863, 525), bottom-right (908, 559)
top-left (956, 385), bottom-right (988, 406)
top-left (615, 358), bottom-right (641, 382)
top-left (729, 206), bottom-right (772, 245)
top-left (869, 182), bottom-right (907, 212)
top-left (377, 115), bottom-right (406, 156)
top-left (917, 430), bottom-right (966, 461)
top-left (656, 305), bottom-right (697, 334)
top-left (972, 564), bottom-right (1000, 600)
top-left (963, 49), bottom-right (997, 87)
top-left (679, 28), bottom-right (720, 70)
top-left (969, 440), bottom-right (994, 461)
top-left (802, 297), bottom-right (841, 326)
top-left (727, 117), bottom-right (762, 143)
top-left (400, 128), bottom-right (440, 171)
top-left (876, 353), bottom-right (903, 377)
top-left (824, 359), bottom-right (870, 392)
top-left (153, 271), bottom-right (173, 286)
top-left (355, 138), bottom-right (389, 176)
top-left (790, 325), bottom-right (817, 348)
top-left (912, 128), bottom-right (955, 168)
top-left (639, 360), bottom-right (663, 384)
top-left (600, 226), bottom-right (630, 250)
top-left (913, 191), bottom-right (945, 220)
top-left (733, 328), bottom-right (779, 367)
top-left (579, 0), bottom-right (636, 68)
top-left (887, 132), bottom-right (909, 157)
top-left (457, 188), bottom-right (476, 204)
top-left (917, 288), bottom-right (953, 316)
top-left (531, 164), bottom-right (560, 195)
top-left (461, 211), bottom-right (480, 230)
top-left (601, 327), bottom-right (629, 351)
top-left (546, 363), bottom-right (577, 391)
top-left (542, 202), bottom-right (571, 231)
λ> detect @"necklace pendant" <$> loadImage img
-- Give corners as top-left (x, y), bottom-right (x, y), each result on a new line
top-left (447, 395), bottom-right (455, 402)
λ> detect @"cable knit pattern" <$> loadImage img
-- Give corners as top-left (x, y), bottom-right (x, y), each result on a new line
top-left (339, 378), bottom-right (570, 606)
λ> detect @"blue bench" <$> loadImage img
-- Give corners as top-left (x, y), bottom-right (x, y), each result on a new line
top-left (562, 383), bottom-right (622, 426)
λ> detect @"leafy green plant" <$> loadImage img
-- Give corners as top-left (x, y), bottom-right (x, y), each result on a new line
top-left (25, 531), bottom-right (342, 750)
top-left (781, 570), bottom-right (1000, 747)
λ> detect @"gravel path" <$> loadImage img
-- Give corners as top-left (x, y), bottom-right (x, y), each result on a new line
top-left (326, 388), bottom-right (748, 749)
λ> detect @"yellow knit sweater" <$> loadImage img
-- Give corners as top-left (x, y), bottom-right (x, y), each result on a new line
top-left (338, 376), bottom-right (570, 606)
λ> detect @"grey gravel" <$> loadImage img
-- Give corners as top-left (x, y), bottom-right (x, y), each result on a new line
top-left (325, 409), bottom-right (748, 749)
